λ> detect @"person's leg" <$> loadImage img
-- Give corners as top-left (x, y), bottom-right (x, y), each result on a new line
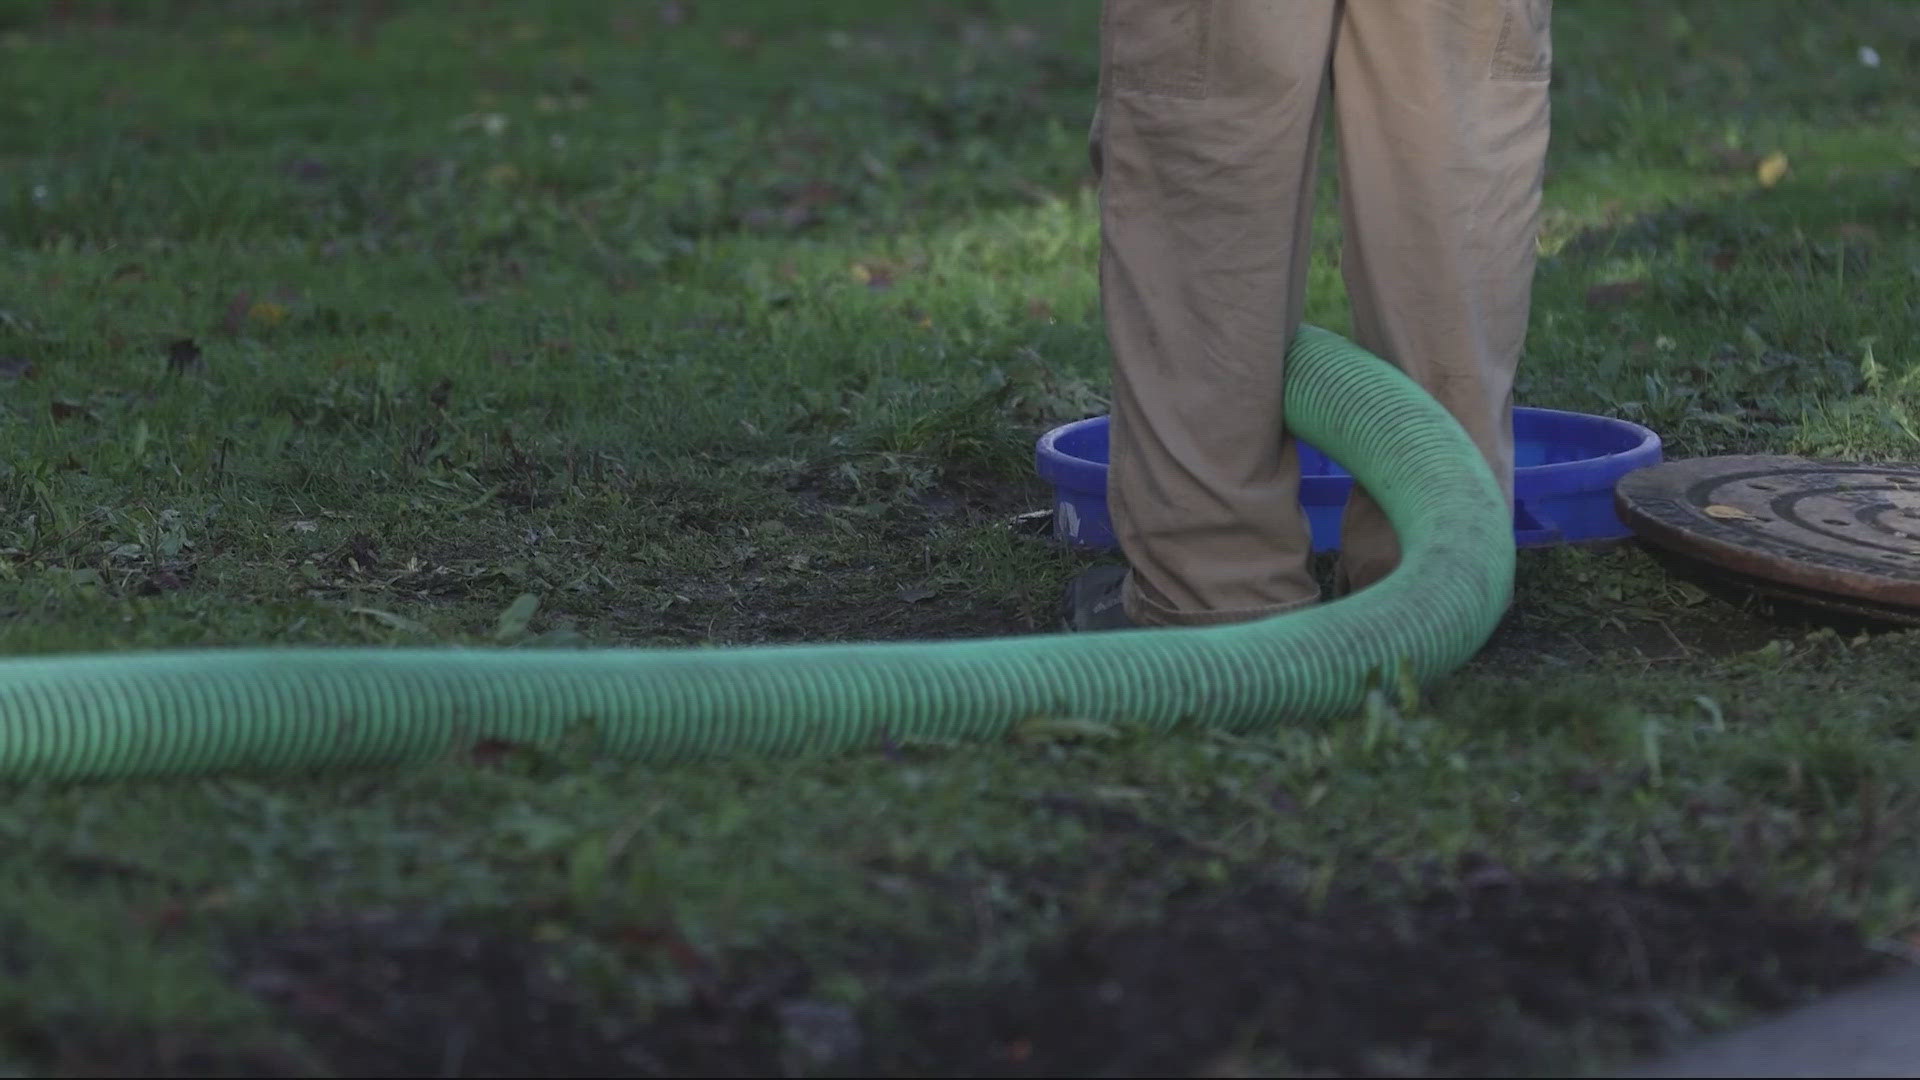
top-left (1093, 0), bottom-right (1339, 628)
top-left (1330, 0), bottom-right (1552, 594)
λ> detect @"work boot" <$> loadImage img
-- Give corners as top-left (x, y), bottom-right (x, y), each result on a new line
top-left (1061, 563), bottom-right (1136, 631)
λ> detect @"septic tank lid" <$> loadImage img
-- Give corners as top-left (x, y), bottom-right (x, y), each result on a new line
top-left (1614, 455), bottom-right (1920, 625)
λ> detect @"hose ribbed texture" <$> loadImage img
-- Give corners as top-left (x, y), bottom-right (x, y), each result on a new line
top-left (0, 327), bottom-right (1514, 780)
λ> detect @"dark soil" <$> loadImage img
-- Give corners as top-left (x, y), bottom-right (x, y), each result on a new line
top-left (607, 575), bottom-right (1042, 646)
top-left (156, 876), bottom-right (1890, 1079)
top-left (868, 877), bottom-right (1892, 1078)
top-left (223, 908), bottom-right (794, 1078)
top-left (1471, 604), bottom-right (1788, 671)
top-left (611, 474), bottom-right (1057, 647)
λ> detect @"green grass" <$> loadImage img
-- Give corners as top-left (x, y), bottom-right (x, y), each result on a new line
top-left (2, 1), bottom-right (1919, 1075)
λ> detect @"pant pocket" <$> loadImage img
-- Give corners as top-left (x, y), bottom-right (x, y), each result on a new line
top-left (1490, 0), bottom-right (1552, 81)
top-left (1102, 0), bottom-right (1211, 98)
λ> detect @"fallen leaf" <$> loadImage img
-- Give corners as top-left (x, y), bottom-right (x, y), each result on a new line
top-left (336, 534), bottom-right (379, 573)
top-left (851, 261), bottom-right (894, 290)
top-left (494, 592), bottom-right (541, 641)
top-left (1704, 504), bottom-right (1756, 521)
top-left (248, 301), bottom-right (287, 327)
top-left (1756, 150), bottom-right (1789, 188)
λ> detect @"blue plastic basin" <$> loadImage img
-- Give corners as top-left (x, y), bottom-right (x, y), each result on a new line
top-left (1034, 407), bottom-right (1662, 552)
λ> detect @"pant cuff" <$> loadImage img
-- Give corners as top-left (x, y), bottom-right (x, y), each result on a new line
top-left (1122, 574), bottom-right (1321, 628)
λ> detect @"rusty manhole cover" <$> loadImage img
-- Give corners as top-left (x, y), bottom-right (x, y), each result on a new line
top-left (1615, 456), bottom-right (1920, 626)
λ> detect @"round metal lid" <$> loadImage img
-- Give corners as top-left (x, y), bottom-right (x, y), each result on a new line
top-left (1614, 455), bottom-right (1920, 623)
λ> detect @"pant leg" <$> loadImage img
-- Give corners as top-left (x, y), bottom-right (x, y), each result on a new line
top-left (1330, 0), bottom-right (1553, 593)
top-left (1094, 0), bottom-right (1339, 627)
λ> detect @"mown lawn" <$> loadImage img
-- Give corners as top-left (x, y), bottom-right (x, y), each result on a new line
top-left (2, 1), bottom-right (1918, 1075)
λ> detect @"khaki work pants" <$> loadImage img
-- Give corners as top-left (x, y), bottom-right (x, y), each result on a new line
top-left (1093, 0), bottom-right (1552, 626)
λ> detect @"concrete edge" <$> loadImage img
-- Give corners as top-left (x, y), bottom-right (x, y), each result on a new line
top-left (1614, 965), bottom-right (1920, 1078)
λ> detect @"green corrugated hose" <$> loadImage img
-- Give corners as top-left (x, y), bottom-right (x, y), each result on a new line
top-left (0, 327), bottom-right (1513, 781)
